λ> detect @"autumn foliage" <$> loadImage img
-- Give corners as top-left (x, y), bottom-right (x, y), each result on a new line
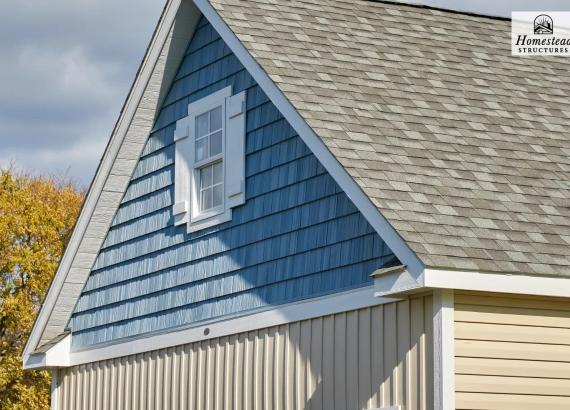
top-left (0, 170), bottom-right (83, 409)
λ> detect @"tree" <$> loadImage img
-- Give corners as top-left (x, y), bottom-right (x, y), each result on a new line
top-left (0, 169), bottom-right (83, 409)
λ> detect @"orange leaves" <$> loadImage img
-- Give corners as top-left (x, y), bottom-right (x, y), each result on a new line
top-left (0, 169), bottom-right (83, 409)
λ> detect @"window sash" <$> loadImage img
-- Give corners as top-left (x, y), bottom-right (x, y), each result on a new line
top-left (198, 161), bottom-right (224, 213)
top-left (193, 105), bottom-right (225, 219)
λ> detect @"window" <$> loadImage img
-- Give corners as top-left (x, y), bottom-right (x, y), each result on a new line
top-left (195, 107), bottom-right (222, 162)
top-left (199, 161), bottom-right (223, 212)
top-left (172, 86), bottom-right (246, 232)
top-left (194, 106), bottom-right (224, 216)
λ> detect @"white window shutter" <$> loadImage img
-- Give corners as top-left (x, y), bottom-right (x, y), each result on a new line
top-left (173, 116), bottom-right (194, 226)
top-left (225, 91), bottom-right (246, 208)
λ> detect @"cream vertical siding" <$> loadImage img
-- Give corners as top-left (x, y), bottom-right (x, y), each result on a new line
top-left (56, 296), bottom-right (432, 410)
top-left (455, 292), bottom-right (570, 410)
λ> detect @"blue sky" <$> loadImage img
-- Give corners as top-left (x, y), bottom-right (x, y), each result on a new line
top-left (1, 0), bottom-right (569, 187)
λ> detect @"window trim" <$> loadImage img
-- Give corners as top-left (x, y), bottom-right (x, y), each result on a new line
top-left (173, 85), bottom-right (245, 233)
top-left (177, 86), bottom-right (234, 232)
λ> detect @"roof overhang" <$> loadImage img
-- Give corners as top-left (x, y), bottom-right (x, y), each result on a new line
top-left (373, 266), bottom-right (570, 298)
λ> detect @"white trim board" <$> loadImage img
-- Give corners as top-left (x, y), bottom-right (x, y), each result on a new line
top-left (192, 0), bottom-right (424, 277)
top-left (51, 369), bottom-right (59, 410)
top-left (374, 267), bottom-right (570, 298)
top-left (23, 287), bottom-right (398, 369)
top-left (432, 289), bottom-right (454, 410)
top-left (22, 0), bottom-right (201, 362)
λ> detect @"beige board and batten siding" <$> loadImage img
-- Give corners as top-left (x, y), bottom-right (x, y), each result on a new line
top-left (455, 291), bottom-right (570, 410)
top-left (55, 295), bottom-right (432, 410)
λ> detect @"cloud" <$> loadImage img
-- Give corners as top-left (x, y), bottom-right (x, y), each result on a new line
top-left (0, 0), bottom-right (164, 184)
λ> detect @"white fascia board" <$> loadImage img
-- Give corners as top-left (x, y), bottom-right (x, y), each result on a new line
top-left (23, 0), bottom-right (200, 363)
top-left (425, 268), bottom-right (570, 298)
top-left (192, 0), bottom-right (425, 277)
top-left (374, 267), bottom-right (570, 298)
top-left (26, 287), bottom-right (398, 369)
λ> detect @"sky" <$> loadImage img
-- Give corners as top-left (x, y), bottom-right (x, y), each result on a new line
top-left (1, 0), bottom-right (569, 187)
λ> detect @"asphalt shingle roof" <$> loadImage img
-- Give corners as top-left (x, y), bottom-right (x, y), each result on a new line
top-left (210, 0), bottom-right (570, 276)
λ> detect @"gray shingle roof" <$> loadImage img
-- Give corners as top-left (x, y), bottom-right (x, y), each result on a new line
top-left (210, 0), bottom-right (570, 276)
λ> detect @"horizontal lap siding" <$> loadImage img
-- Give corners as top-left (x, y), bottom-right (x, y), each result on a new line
top-left (57, 297), bottom-right (432, 410)
top-left (69, 17), bottom-right (398, 348)
top-left (455, 292), bottom-right (570, 410)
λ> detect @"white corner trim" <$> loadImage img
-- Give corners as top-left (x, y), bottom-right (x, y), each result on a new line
top-left (433, 289), bottom-right (454, 410)
top-left (192, 0), bottom-right (424, 277)
top-left (374, 267), bottom-right (570, 298)
top-left (51, 369), bottom-right (59, 409)
top-left (29, 287), bottom-right (397, 369)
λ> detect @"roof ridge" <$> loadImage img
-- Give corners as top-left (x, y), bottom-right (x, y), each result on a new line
top-left (367, 0), bottom-right (511, 22)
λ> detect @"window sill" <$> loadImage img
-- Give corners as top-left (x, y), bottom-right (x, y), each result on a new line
top-left (187, 208), bottom-right (232, 233)
top-left (191, 206), bottom-right (225, 223)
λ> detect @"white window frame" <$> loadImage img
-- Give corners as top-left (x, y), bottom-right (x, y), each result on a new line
top-left (173, 85), bottom-right (246, 233)
top-left (190, 101), bottom-right (226, 222)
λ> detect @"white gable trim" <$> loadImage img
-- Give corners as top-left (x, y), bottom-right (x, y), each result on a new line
top-left (374, 267), bottom-right (570, 298)
top-left (193, 0), bottom-right (425, 277)
top-left (23, 0), bottom-right (202, 362)
top-left (24, 286), bottom-right (398, 369)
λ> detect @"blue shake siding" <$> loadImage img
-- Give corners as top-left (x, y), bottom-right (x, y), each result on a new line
top-left (70, 17), bottom-right (398, 347)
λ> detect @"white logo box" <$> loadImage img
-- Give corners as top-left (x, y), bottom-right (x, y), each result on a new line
top-left (512, 11), bottom-right (570, 56)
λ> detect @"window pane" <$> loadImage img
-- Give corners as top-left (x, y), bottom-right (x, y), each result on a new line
top-left (213, 161), bottom-right (223, 185)
top-left (200, 165), bottom-right (213, 189)
top-left (210, 131), bottom-right (222, 156)
top-left (196, 112), bottom-right (209, 138)
top-left (200, 187), bottom-right (213, 211)
top-left (195, 138), bottom-right (207, 162)
top-left (213, 184), bottom-right (223, 208)
top-left (210, 106), bottom-right (222, 132)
